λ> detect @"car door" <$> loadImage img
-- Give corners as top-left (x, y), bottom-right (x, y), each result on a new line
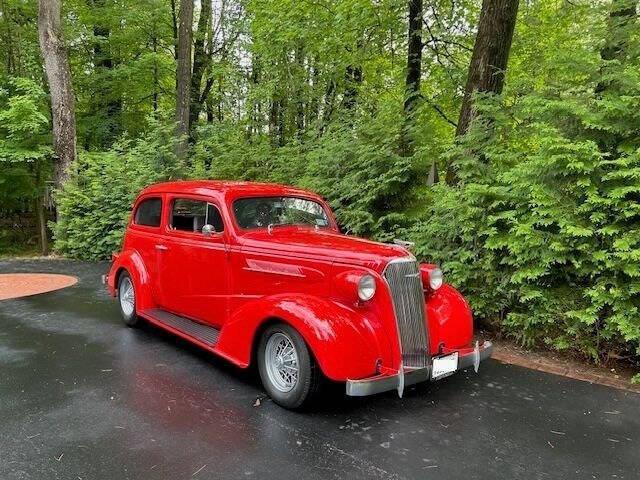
top-left (157, 195), bottom-right (229, 327)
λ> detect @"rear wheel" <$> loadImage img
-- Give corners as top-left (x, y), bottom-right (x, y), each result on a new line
top-left (118, 272), bottom-right (139, 327)
top-left (258, 323), bottom-right (321, 409)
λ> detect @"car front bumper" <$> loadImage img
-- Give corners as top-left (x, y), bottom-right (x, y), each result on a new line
top-left (345, 340), bottom-right (493, 397)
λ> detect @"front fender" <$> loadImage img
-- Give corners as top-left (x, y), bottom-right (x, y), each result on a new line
top-left (426, 284), bottom-right (474, 353)
top-left (216, 294), bottom-right (383, 381)
top-left (107, 249), bottom-right (155, 311)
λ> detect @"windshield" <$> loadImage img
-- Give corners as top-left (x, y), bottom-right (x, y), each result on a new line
top-left (233, 196), bottom-right (331, 230)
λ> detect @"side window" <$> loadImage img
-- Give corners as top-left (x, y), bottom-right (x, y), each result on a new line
top-left (170, 199), bottom-right (225, 233)
top-left (134, 198), bottom-right (162, 227)
top-left (207, 203), bottom-right (225, 232)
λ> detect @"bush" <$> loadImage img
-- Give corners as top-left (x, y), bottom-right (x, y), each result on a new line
top-left (53, 121), bottom-right (183, 260)
top-left (407, 88), bottom-right (640, 363)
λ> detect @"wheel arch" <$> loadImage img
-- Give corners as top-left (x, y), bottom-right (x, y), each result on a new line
top-left (110, 249), bottom-right (154, 311)
top-left (249, 316), bottom-right (322, 375)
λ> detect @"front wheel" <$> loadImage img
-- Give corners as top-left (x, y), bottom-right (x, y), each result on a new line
top-left (258, 323), bottom-right (321, 409)
top-left (118, 272), bottom-right (139, 327)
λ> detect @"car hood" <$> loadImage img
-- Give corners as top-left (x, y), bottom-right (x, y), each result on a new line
top-left (238, 227), bottom-right (411, 271)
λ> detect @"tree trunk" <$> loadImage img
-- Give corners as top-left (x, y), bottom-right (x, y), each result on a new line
top-left (152, 33), bottom-right (159, 113)
top-left (175, 0), bottom-right (194, 161)
top-left (341, 65), bottom-right (362, 110)
top-left (33, 162), bottom-right (49, 256)
top-left (248, 55), bottom-right (261, 139)
top-left (403, 0), bottom-right (423, 115)
top-left (295, 45), bottom-right (305, 138)
top-left (319, 79), bottom-right (336, 135)
top-left (2, 0), bottom-right (16, 75)
top-left (308, 61), bottom-right (320, 126)
top-left (455, 0), bottom-right (519, 138)
top-left (189, 0), bottom-right (212, 139)
top-left (399, 0), bottom-right (423, 157)
top-left (38, 0), bottom-right (77, 190)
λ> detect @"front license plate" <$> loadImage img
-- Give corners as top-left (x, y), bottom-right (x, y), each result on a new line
top-left (431, 352), bottom-right (459, 380)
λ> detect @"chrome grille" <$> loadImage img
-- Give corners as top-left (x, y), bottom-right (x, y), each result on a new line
top-left (383, 259), bottom-right (430, 368)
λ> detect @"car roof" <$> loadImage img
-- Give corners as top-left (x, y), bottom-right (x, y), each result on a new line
top-left (139, 180), bottom-right (322, 201)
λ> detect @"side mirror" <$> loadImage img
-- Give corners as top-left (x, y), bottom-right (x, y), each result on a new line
top-left (202, 224), bottom-right (216, 236)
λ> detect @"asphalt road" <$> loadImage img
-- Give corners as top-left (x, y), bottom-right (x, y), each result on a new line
top-left (1, 259), bottom-right (638, 480)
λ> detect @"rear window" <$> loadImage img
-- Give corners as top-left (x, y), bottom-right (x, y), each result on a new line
top-left (134, 198), bottom-right (162, 227)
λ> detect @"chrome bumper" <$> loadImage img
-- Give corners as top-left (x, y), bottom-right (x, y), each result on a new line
top-left (345, 340), bottom-right (493, 397)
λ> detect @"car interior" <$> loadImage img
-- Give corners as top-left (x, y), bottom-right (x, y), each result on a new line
top-left (170, 199), bottom-right (224, 233)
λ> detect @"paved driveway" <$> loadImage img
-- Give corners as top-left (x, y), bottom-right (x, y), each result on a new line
top-left (1, 259), bottom-right (638, 480)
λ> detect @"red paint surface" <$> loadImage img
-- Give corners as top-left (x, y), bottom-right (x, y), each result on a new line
top-left (107, 180), bottom-right (477, 381)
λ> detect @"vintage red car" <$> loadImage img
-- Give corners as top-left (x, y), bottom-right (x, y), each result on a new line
top-left (105, 180), bottom-right (492, 408)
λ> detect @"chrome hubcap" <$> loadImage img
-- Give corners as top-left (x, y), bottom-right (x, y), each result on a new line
top-left (265, 332), bottom-right (299, 392)
top-left (119, 277), bottom-right (135, 316)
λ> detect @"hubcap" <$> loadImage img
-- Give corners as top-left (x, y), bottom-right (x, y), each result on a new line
top-left (119, 277), bottom-right (135, 316)
top-left (265, 332), bottom-right (299, 392)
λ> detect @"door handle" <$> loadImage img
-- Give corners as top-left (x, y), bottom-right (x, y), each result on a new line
top-left (155, 244), bottom-right (168, 251)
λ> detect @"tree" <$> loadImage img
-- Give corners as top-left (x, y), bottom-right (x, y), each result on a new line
top-left (189, 0), bottom-right (212, 139)
top-left (455, 0), bottom-right (519, 138)
top-left (403, 0), bottom-right (423, 116)
top-left (37, 0), bottom-right (77, 189)
top-left (175, 0), bottom-right (194, 161)
top-left (399, 0), bottom-right (423, 158)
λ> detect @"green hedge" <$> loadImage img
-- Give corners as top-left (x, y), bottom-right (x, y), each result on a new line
top-left (53, 122), bottom-right (183, 260)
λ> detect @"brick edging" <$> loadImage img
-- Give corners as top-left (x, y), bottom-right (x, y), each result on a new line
top-left (491, 347), bottom-right (640, 394)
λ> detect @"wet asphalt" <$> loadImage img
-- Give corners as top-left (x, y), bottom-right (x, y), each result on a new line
top-left (0, 259), bottom-right (638, 480)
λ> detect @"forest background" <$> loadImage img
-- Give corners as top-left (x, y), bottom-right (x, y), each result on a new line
top-left (1, 0), bottom-right (639, 377)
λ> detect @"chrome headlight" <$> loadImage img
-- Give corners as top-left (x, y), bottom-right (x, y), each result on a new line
top-left (358, 274), bottom-right (376, 301)
top-left (429, 268), bottom-right (443, 290)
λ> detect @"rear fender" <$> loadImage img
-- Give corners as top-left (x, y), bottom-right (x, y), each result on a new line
top-left (216, 294), bottom-right (383, 381)
top-left (108, 249), bottom-right (154, 311)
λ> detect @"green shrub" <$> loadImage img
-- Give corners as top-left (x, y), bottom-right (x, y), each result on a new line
top-left (53, 121), bottom-right (183, 260)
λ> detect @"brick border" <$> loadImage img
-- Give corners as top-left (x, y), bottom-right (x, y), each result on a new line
top-left (492, 345), bottom-right (640, 394)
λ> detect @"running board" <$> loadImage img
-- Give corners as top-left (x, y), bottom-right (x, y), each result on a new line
top-left (143, 308), bottom-right (220, 346)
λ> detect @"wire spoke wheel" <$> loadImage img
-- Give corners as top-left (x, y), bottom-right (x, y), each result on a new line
top-left (119, 277), bottom-right (135, 317)
top-left (265, 332), bottom-right (299, 392)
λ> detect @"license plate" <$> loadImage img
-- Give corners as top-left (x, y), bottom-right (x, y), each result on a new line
top-left (431, 352), bottom-right (459, 380)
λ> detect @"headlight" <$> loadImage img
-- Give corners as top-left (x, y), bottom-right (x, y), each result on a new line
top-left (358, 274), bottom-right (376, 301)
top-left (429, 268), bottom-right (443, 290)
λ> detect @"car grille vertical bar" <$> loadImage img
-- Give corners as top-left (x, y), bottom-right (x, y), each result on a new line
top-left (383, 259), bottom-right (430, 369)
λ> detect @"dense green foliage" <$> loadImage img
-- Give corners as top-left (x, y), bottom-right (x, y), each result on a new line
top-left (53, 121), bottom-right (182, 259)
top-left (1, 0), bottom-right (639, 373)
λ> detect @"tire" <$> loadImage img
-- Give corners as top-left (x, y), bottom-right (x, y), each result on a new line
top-left (117, 272), bottom-right (139, 327)
top-left (258, 323), bottom-right (321, 409)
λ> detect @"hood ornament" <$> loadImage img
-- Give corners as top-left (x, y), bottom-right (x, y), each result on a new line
top-left (392, 239), bottom-right (415, 249)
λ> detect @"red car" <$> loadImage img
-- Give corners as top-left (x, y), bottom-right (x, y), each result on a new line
top-left (105, 181), bottom-right (492, 408)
